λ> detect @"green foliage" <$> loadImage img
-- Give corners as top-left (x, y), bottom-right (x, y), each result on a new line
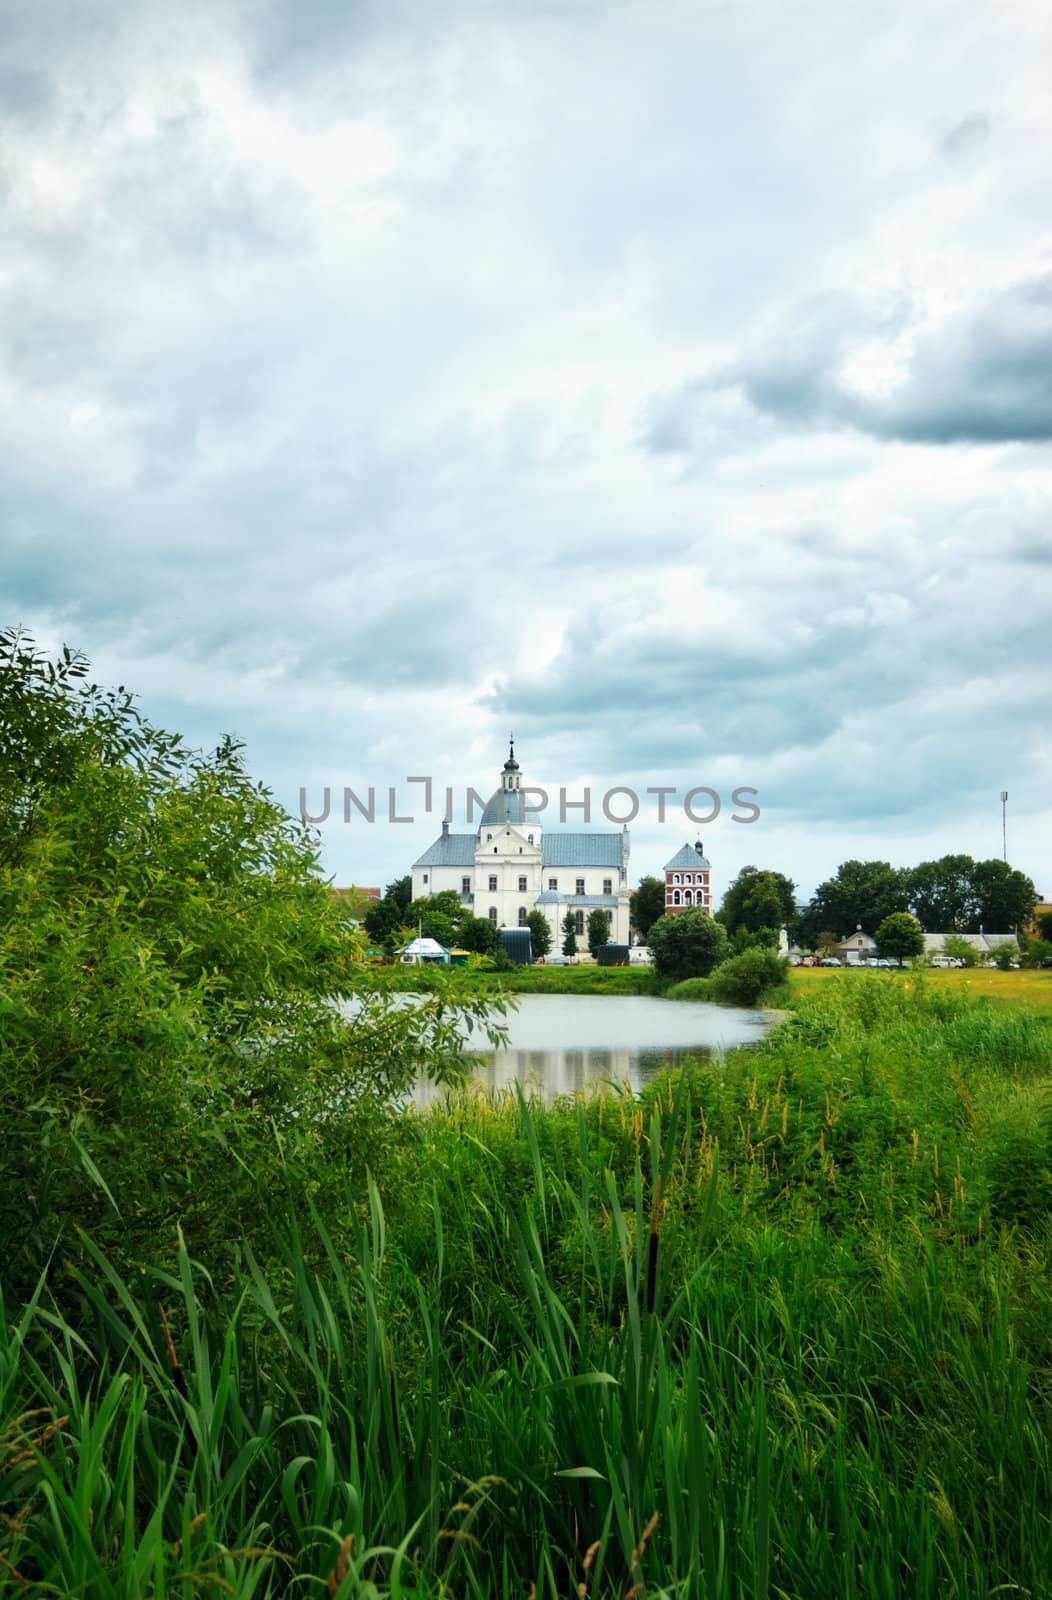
top-left (586, 907), bottom-right (611, 953)
top-left (385, 873), bottom-right (412, 910)
top-left (708, 946), bottom-right (788, 1005)
top-left (525, 908), bottom-right (552, 959)
top-left (664, 976), bottom-right (712, 1001)
top-left (561, 909), bottom-right (578, 957)
top-left (4, 981), bottom-right (1052, 1597)
top-left (647, 909), bottom-right (729, 981)
top-left (629, 875), bottom-right (665, 939)
top-left (992, 939), bottom-right (1022, 971)
top-left (0, 631), bottom-right (504, 1295)
top-left (943, 934), bottom-right (980, 968)
top-left (1038, 910), bottom-right (1052, 943)
top-left (803, 858), bottom-right (909, 939)
top-left (458, 913), bottom-right (501, 955)
top-left (907, 853), bottom-right (1036, 932)
top-left (405, 894), bottom-right (460, 947)
top-left (718, 865), bottom-right (795, 936)
top-left (729, 923), bottom-right (780, 954)
top-left (874, 910), bottom-right (924, 961)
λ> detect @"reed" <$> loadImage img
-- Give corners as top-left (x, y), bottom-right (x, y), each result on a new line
top-left (3, 982), bottom-right (1051, 1597)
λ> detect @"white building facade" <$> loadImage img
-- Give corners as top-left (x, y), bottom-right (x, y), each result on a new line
top-left (411, 743), bottom-right (631, 947)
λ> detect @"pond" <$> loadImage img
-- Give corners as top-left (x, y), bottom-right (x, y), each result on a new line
top-left (415, 992), bottom-right (771, 1103)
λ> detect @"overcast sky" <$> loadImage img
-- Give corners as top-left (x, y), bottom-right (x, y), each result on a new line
top-left (3, 0), bottom-right (1050, 901)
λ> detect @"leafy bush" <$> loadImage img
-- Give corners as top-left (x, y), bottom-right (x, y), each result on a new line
top-left (0, 630), bottom-right (504, 1292)
top-left (665, 976), bottom-right (712, 1001)
top-left (647, 909), bottom-right (729, 980)
top-left (708, 946), bottom-right (788, 1005)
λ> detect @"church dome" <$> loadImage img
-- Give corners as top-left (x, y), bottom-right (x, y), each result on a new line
top-left (480, 788), bottom-right (528, 827)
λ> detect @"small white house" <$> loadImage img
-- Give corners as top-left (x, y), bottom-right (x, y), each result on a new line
top-left (836, 926), bottom-right (878, 964)
top-left (400, 937), bottom-right (450, 965)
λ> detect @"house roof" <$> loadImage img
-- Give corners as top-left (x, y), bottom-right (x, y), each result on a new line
top-left (403, 937), bottom-right (448, 955)
top-left (542, 833), bottom-right (623, 867)
top-left (922, 931), bottom-right (1017, 953)
top-left (664, 842), bottom-right (711, 871)
top-left (536, 891), bottom-right (619, 907)
top-left (414, 829), bottom-right (626, 869)
top-left (413, 833), bottom-right (476, 868)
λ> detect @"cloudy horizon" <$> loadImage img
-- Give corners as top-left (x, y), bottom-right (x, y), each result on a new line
top-left (2, 0), bottom-right (1050, 903)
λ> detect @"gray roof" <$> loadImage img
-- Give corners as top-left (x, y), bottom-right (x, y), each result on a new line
top-left (536, 890), bottom-right (619, 907)
top-left (413, 832), bottom-right (476, 868)
top-left (664, 842), bottom-right (711, 871)
top-left (542, 833), bottom-right (624, 867)
top-left (921, 931), bottom-right (1017, 953)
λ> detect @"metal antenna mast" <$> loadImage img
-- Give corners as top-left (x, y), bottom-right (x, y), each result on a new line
top-left (1000, 790), bottom-right (1008, 863)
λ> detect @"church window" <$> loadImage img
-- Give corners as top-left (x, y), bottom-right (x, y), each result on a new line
top-left (575, 910), bottom-right (584, 935)
top-left (486, 833), bottom-right (492, 841)
top-left (462, 877), bottom-right (471, 895)
top-left (528, 834), bottom-right (534, 844)
top-left (575, 878), bottom-right (585, 895)
top-left (489, 875), bottom-right (498, 891)
top-left (488, 906), bottom-right (498, 924)
top-left (673, 890), bottom-right (681, 906)
top-left (518, 875), bottom-right (527, 892)
top-left (423, 874), bottom-right (428, 883)
top-left (603, 878), bottom-right (612, 895)
top-left (684, 889), bottom-right (693, 904)
top-left (518, 906), bottom-right (528, 926)
top-left (673, 873), bottom-right (681, 885)
top-left (548, 878), bottom-right (558, 891)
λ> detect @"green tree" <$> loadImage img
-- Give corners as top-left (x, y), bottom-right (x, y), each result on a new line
top-left (719, 866), bottom-right (795, 937)
top-left (587, 908), bottom-right (611, 953)
top-left (526, 909), bottom-right (552, 960)
top-left (807, 860), bottom-right (909, 938)
top-left (385, 874), bottom-right (412, 912)
top-left (906, 855), bottom-right (976, 932)
top-left (874, 911), bottom-right (924, 962)
top-left (991, 940), bottom-right (1022, 970)
top-left (970, 859), bottom-right (1036, 932)
top-left (562, 910), bottom-right (578, 958)
top-left (0, 630), bottom-right (504, 1293)
top-left (647, 910), bottom-right (730, 981)
top-left (1037, 911), bottom-right (1052, 943)
top-left (457, 914), bottom-right (501, 955)
top-left (630, 876), bottom-right (666, 941)
top-left (942, 935), bottom-right (979, 968)
top-left (363, 895), bottom-right (404, 946)
top-left (405, 891), bottom-right (466, 948)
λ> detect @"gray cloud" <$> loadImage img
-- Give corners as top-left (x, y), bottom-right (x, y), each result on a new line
top-left (1, 0), bottom-right (1050, 893)
top-left (646, 274), bottom-right (1052, 451)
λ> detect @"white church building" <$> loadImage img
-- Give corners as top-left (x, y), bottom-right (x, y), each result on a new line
top-left (410, 742), bottom-right (631, 947)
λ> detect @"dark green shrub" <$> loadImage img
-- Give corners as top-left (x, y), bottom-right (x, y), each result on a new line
top-left (709, 946), bottom-right (788, 1005)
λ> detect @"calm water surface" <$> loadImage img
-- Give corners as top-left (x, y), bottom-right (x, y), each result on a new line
top-left (417, 992), bottom-right (770, 1103)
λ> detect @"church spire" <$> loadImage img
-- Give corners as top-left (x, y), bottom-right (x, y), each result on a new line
top-left (503, 734), bottom-right (519, 773)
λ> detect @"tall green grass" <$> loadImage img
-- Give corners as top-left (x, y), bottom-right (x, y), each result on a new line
top-left (3, 980), bottom-right (1051, 1597)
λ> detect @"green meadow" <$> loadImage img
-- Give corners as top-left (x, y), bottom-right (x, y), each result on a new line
top-left (3, 975), bottom-right (1051, 1599)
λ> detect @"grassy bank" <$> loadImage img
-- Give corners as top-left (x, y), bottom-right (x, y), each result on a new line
top-left (792, 962), bottom-right (1052, 1011)
top-left (367, 960), bottom-right (662, 995)
top-left (3, 978), bottom-right (1052, 1597)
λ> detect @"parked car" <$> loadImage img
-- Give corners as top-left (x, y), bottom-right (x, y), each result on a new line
top-left (1039, 957), bottom-right (1052, 970)
top-left (628, 946), bottom-right (654, 965)
top-left (819, 958), bottom-right (842, 967)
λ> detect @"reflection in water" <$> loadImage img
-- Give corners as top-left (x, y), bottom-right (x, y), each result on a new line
top-left (412, 994), bottom-right (769, 1105)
